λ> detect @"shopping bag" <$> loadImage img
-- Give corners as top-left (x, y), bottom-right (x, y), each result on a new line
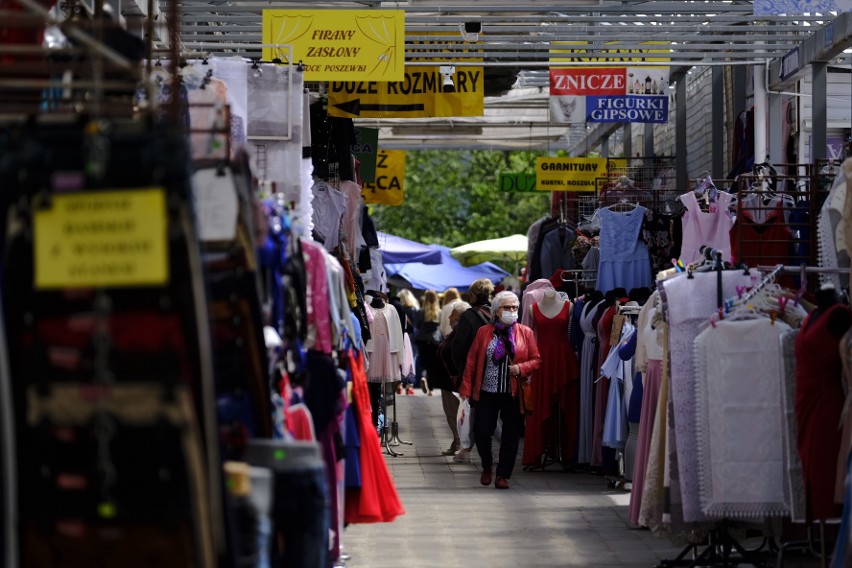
top-left (456, 396), bottom-right (473, 449)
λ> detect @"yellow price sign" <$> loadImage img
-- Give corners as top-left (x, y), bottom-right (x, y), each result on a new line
top-left (262, 9), bottom-right (405, 81)
top-left (536, 157), bottom-right (610, 192)
top-left (362, 150), bottom-right (405, 205)
top-left (34, 188), bottom-right (169, 288)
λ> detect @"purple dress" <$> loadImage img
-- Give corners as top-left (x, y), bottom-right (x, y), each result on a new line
top-left (596, 206), bottom-right (653, 293)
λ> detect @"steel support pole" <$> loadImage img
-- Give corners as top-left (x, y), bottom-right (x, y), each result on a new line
top-left (812, 61), bottom-right (828, 161)
top-left (676, 75), bottom-right (688, 192)
top-left (712, 66), bottom-right (725, 178)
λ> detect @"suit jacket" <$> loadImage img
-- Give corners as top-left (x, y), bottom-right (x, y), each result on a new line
top-left (459, 323), bottom-right (541, 401)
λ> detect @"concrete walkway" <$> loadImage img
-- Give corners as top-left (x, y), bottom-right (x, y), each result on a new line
top-left (342, 390), bottom-right (687, 568)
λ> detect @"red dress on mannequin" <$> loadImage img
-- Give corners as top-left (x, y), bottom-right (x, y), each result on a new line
top-left (523, 302), bottom-right (580, 466)
top-left (794, 304), bottom-right (849, 521)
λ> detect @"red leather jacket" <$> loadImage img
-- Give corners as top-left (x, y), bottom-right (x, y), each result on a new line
top-left (459, 323), bottom-right (541, 401)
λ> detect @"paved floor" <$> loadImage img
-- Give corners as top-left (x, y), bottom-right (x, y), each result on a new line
top-left (342, 390), bottom-right (688, 568)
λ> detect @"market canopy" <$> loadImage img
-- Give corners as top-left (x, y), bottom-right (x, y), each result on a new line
top-left (450, 234), bottom-right (529, 267)
top-left (376, 231), bottom-right (442, 265)
top-left (385, 245), bottom-right (509, 292)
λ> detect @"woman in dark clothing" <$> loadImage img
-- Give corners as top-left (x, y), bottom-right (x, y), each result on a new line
top-left (413, 289), bottom-right (442, 394)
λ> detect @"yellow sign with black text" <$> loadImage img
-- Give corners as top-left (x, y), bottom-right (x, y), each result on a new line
top-left (34, 188), bottom-right (169, 288)
top-left (262, 10), bottom-right (405, 81)
top-left (536, 157), bottom-right (627, 192)
top-left (328, 66), bottom-right (484, 118)
top-left (363, 150), bottom-right (405, 205)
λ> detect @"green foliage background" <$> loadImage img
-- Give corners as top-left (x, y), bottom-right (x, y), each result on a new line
top-left (370, 150), bottom-right (550, 248)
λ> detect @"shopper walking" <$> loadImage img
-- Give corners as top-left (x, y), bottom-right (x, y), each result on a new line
top-left (413, 289), bottom-right (442, 395)
top-left (459, 291), bottom-right (541, 490)
top-left (396, 288), bottom-right (421, 395)
top-left (432, 301), bottom-right (472, 456)
top-left (438, 287), bottom-right (462, 337)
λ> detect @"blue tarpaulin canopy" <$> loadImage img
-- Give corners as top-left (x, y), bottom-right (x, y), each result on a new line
top-left (385, 245), bottom-right (509, 292)
top-left (376, 231), bottom-right (443, 265)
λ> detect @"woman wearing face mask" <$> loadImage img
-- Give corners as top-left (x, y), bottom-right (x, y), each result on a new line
top-left (459, 291), bottom-right (541, 489)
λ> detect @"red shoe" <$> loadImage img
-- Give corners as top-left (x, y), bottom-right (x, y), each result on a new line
top-left (495, 476), bottom-right (509, 490)
top-left (406, 385), bottom-right (415, 396)
top-left (396, 384), bottom-right (403, 395)
top-left (480, 469), bottom-right (493, 486)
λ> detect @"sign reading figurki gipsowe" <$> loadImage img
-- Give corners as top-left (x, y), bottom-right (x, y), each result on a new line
top-left (262, 10), bottom-right (405, 81)
top-left (536, 157), bottom-right (627, 192)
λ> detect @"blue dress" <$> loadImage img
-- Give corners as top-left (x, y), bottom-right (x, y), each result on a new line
top-left (595, 206), bottom-right (653, 293)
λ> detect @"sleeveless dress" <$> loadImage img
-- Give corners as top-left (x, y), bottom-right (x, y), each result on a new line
top-left (596, 206), bottom-right (653, 293)
top-left (730, 197), bottom-right (793, 270)
top-left (795, 304), bottom-right (849, 521)
top-left (523, 302), bottom-right (580, 466)
top-left (578, 300), bottom-right (602, 464)
top-left (678, 190), bottom-right (734, 264)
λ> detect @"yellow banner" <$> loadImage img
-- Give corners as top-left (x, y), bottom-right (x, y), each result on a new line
top-left (262, 10), bottom-right (405, 81)
top-left (536, 157), bottom-right (622, 192)
top-left (363, 150), bottom-right (405, 205)
top-left (327, 66), bottom-right (484, 118)
top-left (550, 41), bottom-right (671, 64)
top-left (34, 188), bottom-right (169, 288)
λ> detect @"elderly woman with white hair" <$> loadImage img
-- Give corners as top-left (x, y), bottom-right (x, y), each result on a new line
top-left (459, 290), bottom-right (541, 489)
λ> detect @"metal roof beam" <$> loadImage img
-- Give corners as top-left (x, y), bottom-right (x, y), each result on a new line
top-left (768, 11), bottom-right (852, 90)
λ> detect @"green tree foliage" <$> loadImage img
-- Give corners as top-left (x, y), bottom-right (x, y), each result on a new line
top-left (371, 149), bottom-right (550, 248)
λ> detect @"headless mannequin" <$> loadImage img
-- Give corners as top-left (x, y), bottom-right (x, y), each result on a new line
top-left (806, 285), bottom-right (851, 338)
top-left (583, 290), bottom-right (604, 317)
top-left (537, 288), bottom-right (567, 319)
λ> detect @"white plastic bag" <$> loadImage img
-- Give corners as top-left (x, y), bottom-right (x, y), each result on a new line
top-left (456, 396), bottom-right (473, 449)
top-left (493, 417), bottom-right (503, 443)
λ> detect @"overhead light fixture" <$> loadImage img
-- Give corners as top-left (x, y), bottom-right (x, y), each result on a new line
top-left (440, 65), bottom-right (456, 93)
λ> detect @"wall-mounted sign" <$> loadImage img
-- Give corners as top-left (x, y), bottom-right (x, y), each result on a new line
top-left (363, 150), bottom-right (405, 205)
top-left (262, 10), bottom-right (405, 81)
top-left (754, 0), bottom-right (851, 15)
top-left (779, 48), bottom-right (800, 82)
top-left (328, 67), bottom-right (484, 118)
top-left (536, 157), bottom-right (626, 192)
top-left (498, 172), bottom-right (537, 193)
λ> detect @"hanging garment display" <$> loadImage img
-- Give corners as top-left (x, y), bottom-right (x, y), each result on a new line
top-left (596, 206), bottom-right (653, 293)
top-left (577, 298), bottom-right (603, 464)
top-left (795, 303), bottom-right (850, 521)
top-left (662, 269), bottom-right (757, 523)
top-left (678, 190), bottom-right (734, 264)
top-left (780, 329), bottom-right (808, 522)
top-left (693, 317), bottom-right (791, 519)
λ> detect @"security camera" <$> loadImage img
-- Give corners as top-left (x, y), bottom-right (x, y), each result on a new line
top-left (440, 65), bottom-right (456, 93)
top-left (461, 21), bottom-right (481, 42)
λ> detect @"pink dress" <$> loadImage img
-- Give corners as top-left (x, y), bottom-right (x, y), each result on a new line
top-left (678, 190), bottom-right (734, 264)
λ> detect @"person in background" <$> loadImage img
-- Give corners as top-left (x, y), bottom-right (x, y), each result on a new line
top-left (432, 301), bottom-right (472, 458)
top-left (413, 289), bottom-right (442, 395)
top-left (459, 291), bottom-right (541, 490)
top-left (396, 288), bottom-right (421, 395)
top-left (438, 287), bottom-right (462, 338)
top-left (451, 278), bottom-right (495, 379)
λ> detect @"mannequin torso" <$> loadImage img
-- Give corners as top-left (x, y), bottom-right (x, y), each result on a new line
top-left (537, 289), bottom-right (567, 319)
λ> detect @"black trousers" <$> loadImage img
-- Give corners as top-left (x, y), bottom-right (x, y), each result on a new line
top-left (474, 391), bottom-right (522, 479)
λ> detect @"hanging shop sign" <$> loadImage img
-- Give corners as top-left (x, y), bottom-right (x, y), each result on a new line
top-left (498, 172), bottom-right (537, 193)
top-left (33, 188), bottom-right (169, 289)
top-left (352, 127), bottom-right (380, 183)
top-left (754, 0), bottom-right (851, 15)
top-left (549, 67), bottom-right (670, 124)
top-left (549, 42), bottom-right (670, 125)
top-left (262, 9), bottom-right (405, 81)
top-left (536, 157), bottom-right (627, 192)
top-left (363, 150), bottom-right (405, 205)
top-left (327, 67), bottom-right (485, 118)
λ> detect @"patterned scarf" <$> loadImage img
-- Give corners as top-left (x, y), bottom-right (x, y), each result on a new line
top-left (492, 319), bottom-right (516, 362)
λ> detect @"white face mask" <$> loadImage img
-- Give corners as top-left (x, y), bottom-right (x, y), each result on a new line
top-left (500, 310), bottom-right (518, 325)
